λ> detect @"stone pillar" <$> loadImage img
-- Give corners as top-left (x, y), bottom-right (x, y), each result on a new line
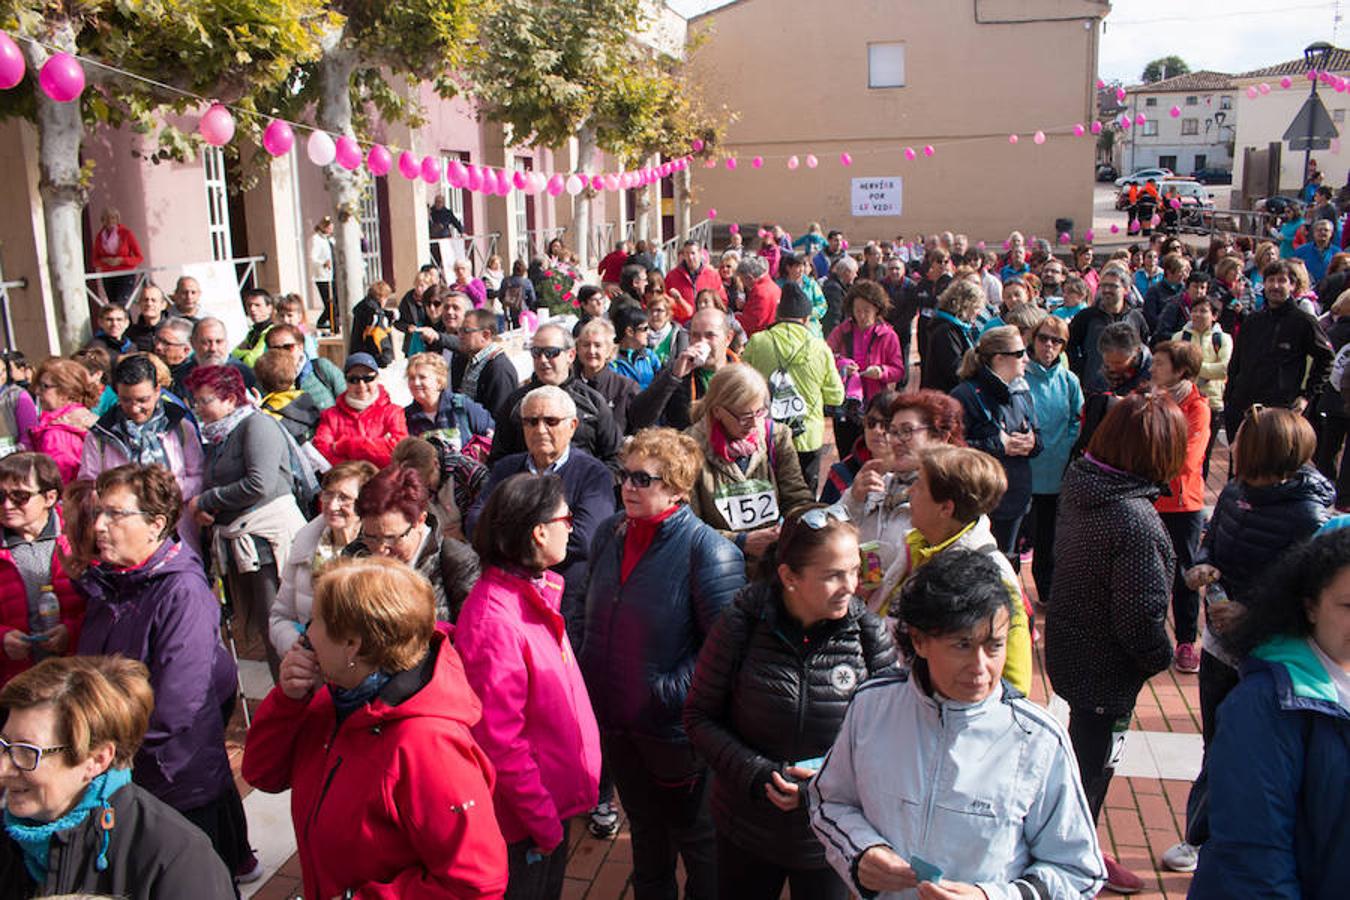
top-left (240, 145), bottom-right (303, 295)
top-left (0, 119), bottom-right (61, 359)
top-left (384, 120), bottom-right (429, 284)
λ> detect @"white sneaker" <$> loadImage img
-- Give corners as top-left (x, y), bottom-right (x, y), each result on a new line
top-left (1161, 841), bottom-right (1199, 873)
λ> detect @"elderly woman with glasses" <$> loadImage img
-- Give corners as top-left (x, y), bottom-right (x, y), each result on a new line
top-left (244, 557), bottom-right (508, 899)
top-left (685, 508), bottom-right (897, 899)
top-left (686, 364), bottom-right (814, 560)
top-left (0, 656), bottom-right (235, 898)
top-left (344, 465), bottom-right (479, 623)
top-left (0, 454), bottom-right (85, 687)
top-left (819, 390), bottom-right (899, 505)
top-left (76, 464), bottom-right (249, 876)
top-left (582, 427), bottom-right (746, 899)
top-left (313, 352), bottom-right (409, 469)
top-left (402, 352), bottom-right (494, 451)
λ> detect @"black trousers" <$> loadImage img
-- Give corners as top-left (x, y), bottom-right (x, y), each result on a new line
top-left (1314, 412), bottom-right (1350, 506)
top-left (796, 448), bottom-right (822, 498)
top-left (1160, 510), bottom-right (1205, 644)
top-left (1029, 493), bottom-right (1060, 605)
top-left (1067, 706), bottom-right (1133, 823)
top-left (1201, 405), bottom-right (1221, 481)
top-left (1182, 649), bottom-right (1243, 846)
top-left (832, 417), bottom-right (862, 464)
top-left (315, 280), bottom-right (336, 330)
top-left (716, 836), bottom-right (847, 900)
top-left (505, 820), bottom-right (571, 900)
top-left (604, 733), bottom-right (717, 900)
top-left (225, 563), bottom-right (282, 681)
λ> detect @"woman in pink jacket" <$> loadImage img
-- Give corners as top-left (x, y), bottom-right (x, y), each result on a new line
top-left (455, 472), bottom-right (601, 900)
top-left (27, 358), bottom-right (99, 484)
top-left (826, 280), bottom-right (905, 457)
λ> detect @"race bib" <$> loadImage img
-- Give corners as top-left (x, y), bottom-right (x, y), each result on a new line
top-left (713, 479), bottom-right (780, 531)
top-left (768, 370), bottom-right (807, 436)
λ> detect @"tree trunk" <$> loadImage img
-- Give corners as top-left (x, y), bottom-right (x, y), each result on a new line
top-left (676, 166), bottom-right (692, 238)
top-left (23, 22), bottom-right (89, 353)
top-left (573, 123), bottom-right (597, 271)
top-left (315, 42), bottom-right (366, 326)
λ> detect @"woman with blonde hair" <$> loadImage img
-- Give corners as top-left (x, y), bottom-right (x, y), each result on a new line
top-left (244, 556), bottom-right (508, 898)
top-left (402, 352), bottom-right (494, 450)
top-left (27, 359), bottom-right (99, 484)
top-left (0, 656), bottom-right (234, 898)
top-left (686, 364), bottom-right (813, 559)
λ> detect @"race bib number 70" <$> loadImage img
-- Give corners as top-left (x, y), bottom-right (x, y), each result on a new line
top-left (713, 479), bottom-right (780, 531)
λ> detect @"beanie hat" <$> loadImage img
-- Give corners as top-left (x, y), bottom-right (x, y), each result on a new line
top-left (777, 282), bottom-right (813, 321)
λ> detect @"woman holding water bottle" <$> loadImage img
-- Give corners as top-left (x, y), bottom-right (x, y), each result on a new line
top-left (0, 453), bottom-right (84, 687)
top-left (685, 508), bottom-right (896, 899)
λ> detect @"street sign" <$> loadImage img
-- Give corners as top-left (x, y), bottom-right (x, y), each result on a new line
top-left (1284, 94), bottom-right (1339, 151)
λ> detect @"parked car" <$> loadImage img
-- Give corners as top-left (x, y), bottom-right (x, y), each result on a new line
top-left (1114, 166), bottom-right (1174, 187)
top-left (1096, 164), bottom-right (1119, 182)
top-left (1190, 167), bottom-right (1233, 185)
top-left (1114, 180), bottom-right (1215, 222)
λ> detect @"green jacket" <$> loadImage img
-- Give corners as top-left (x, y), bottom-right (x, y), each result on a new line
top-left (299, 356), bottom-right (346, 411)
top-left (231, 322), bottom-right (274, 368)
top-left (743, 321), bottom-right (845, 452)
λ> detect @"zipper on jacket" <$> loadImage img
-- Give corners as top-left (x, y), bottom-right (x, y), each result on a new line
top-left (920, 704), bottom-right (946, 850)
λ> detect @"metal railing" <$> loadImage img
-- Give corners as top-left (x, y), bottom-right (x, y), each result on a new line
top-left (0, 269), bottom-right (26, 353)
top-left (429, 232), bottom-right (500, 276)
top-left (513, 227), bottom-right (568, 267)
top-left (84, 255), bottom-right (267, 308)
top-left (1196, 207), bottom-right (1279, 242)
top-left (589, 222), bottom-right (616, 267)
top-left (661, 219), bottom-right (713, 270)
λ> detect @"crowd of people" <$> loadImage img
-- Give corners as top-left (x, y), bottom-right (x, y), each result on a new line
top-left (0, 214), bottom-right (1346, 900)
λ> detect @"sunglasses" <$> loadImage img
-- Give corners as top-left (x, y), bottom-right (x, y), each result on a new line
top-left (0, 489), bottom-right (37, 507)
top-left (522, 415), bottom-right (565, 428)
top-left (1035, 334), bottom-right (1067, 347)
top-left (799, 506), bottom-right (849, 530)
top-left (547, 513), bottom-right (575, 530)
top-left (618, 469), bottom-right (663, 489)
top-left (345, 373), bottom-right (378, 384)
top-left (994, 348), bottom-right (1027, 358)
top-left (530, 346), bottom-right (566, 360)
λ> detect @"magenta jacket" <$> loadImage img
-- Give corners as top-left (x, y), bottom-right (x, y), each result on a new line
top-left (826, 319), bottom-right (906, 401)
top-left (28, 404), bottom-right (90, 484)
top-left (452, 565), bottom-right (601, 851)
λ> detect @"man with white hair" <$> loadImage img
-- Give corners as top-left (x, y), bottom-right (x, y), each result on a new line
top-left (181, 317), bottom-right (256, 390)
top-left (821, 255), bottom-right (858, 337)
top-left (466, 384), bottom-right (615, 648)
top-left (574, 317), bottom-right (639, 433)
top-left (735, 254), bottom-right (781, 337)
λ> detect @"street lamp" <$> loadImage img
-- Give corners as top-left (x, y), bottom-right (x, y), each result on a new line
top-left (1304, 41), bottom-right (1334, 184)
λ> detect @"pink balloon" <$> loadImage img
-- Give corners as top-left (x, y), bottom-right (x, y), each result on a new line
top-left (1150, 214), bottom-right (1162, 227)
top-left (1033, 130), bottom-right (1046, 145)
top-left (923, 145), bottom-right (935, 157)
top-left (447, 159), bottom-right (468, 184)
top-left (752, 156), bottom-right (764, 169)
top-left (465, 165), bottom-right (484, 192)
top-left (805, 154), bottom-right (818, 168)
top-left (1321, 71), bottom-right (1332, 84)
top-left (1084, 229), bottom-right (1095, 243)
top-left (603, 173), bottom-right (619, 191)
top-left (0, 32), bottom-right (23, 90)
top-left (703, 158), bottom-right (716, 169)
top-left (1073, 123), bottom-right (1086, 137)
top-left (707, 208), bottom-right (717, 220)
top-left (975, 242), bottom-right (986, 251)
top-left (513, 169), bottom-right (529, 190)
top-left (1169, 105), bottom-right (1181, 118)
top-left (1128, 219), bottom-right (1140, 233)
top-left (1259, 82), bottom-right (1271, 95)
top-left (840, 152), bottom-right (853, 166)
top-left (496, 169), bottom-right (512, 195)
top-left (903, 146), bottom-right (917, 161)
top-left (1110, 224), bottom-right (1120, 234)
top-left (336, 136), bottom-right (362, 170)
top-left (1002, 240), bottom-right (1011, 250)
top-left (547, 174), bottom-right (566, 197)
top-left (261, 120), bottom-right (294, 157)
top-left (1246, 85), bottom-right (1259, 99)
top-left (1090, 121), bottom-right (1103, 134)
top-left (728, 223), bottom-right (740, 234)
top-left (1281, 75), bottom-right (1294, 89)
top-left (1008, 134), bottom-right (1019, 144)
top-left (1115, 87), bottom-right (1127, 102)
top-left (726, 157), bottom-right (738, 170)
top-left (420, 155), bottom-right (440, 184)
top-left (306, 131), bottom-right (335, 166)
top-left (39, 52), bottom-right (84, 103)
top-left (1134, 113), bottom-right (1146, 126)
top-left (1169, 198), bottom-right (1182, 210)
top-left (1309, 70), bottom-right (1320, 82)
top-left (787, 155), bottom-right (799, 170)
top-left (588, 174), bottom-right (603, 190)
top-left (565, 174), bottom-right (585, 196)
top-left (691, 138), bottom-right (705, 152)
top-left (1096, 78), bottom-right (1106, 89)
top-left (366, 144), bottom-right (392, 176)
top-left (1120, 115), bottom-right (1132, 130)
top-left (397, 151), bottom-right (420, 180)
top-left (199, 104), bottom-right (235, 147)
top-left (1057, 232), bottom-right (1070, 244)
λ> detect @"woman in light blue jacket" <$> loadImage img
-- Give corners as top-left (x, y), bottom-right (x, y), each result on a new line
top-left (808, 549), bottom-right (1103, 899)
top-left (1023, 315), bottom-right (1083, 605)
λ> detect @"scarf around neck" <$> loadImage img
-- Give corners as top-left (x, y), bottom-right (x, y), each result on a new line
top-left (708, 416), bottom-right (763, 463)
top-left (330, 669), bottom-right (393, 723)
top-left (1164, 379), bottom-right (1194, 406)
top-left (114, 402), bottom-right (171, 467)
top-left (461, 343), bottom-right (503, 400)
top-left (200, 404), bottom-right (252, 446)
top-left (5, 766), bottom-right (132, 883)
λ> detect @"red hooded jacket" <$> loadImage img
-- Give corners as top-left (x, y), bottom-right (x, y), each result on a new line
top-left (242, 631), bottom-right (508, 899)
top-left (664, 263), bottom-right (725, 324)
top-left (0, 510), bottom-right (84, 687)
top-left (312, 386), bottom-right (408, 468)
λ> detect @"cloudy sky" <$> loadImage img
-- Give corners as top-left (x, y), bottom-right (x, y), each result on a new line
top-left (666, 0), bottom-right (1342, 84)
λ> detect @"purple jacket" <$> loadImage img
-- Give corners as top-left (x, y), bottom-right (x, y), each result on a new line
top-left (77, 540), bottom-right (237, 812)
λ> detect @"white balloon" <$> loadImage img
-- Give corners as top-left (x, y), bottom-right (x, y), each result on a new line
top-left (306, 130), bottom-right (336, 166)
top-left (565, 174), bottom-right (585, 196)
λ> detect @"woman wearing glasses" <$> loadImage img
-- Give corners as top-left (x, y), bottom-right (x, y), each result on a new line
top-left (270, 460), bottom-right (377, 659)
top-left (454, 473), bottom-right (600, 899)
top-left (27, 358), bottom-right (99, 485)
top-left (76, 464), bottom-right (250, 878)
top-left (1024, 315), bottom-right (1084, 605)
top-left (312, 352), bottom-right (409, 469)
top-left (244, 556), bottom-right (508, 899)
top-left (818, 390), bottom-right (897, 505)
top-left (346, 465), bottom-right (479, 623)
top-left (684, 508), bottom-right (896, 898)
top-left (950, 325), bottom-right (1042, 557)
top-left (0, 454), bottom-right (85, 688)
top-left (686, 364), bottom-right (813, 560)
top-left (0, 656), bottom-right (235, 898)
top-left (582, 428), bottom-right (746, 899)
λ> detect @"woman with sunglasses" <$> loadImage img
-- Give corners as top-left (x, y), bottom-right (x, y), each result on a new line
top-left (0, 655), bottom-right (235, 898)
top-left (1024, 315), bottom-right (1084, 604)
top-left (684, 508), bottom-right (896, 899)
top-left (818, 390), bottom-right (898, 505)
top-left (950, 325), bottom-right (1041, 557)
top-left (582, 428), bottom-right (746, 898)
top-left (610, 303), bottom-right (660, 389)
top-left (454, 474), bottom-right (600, 899)
top-left (687, 364), bottom-right (813, 560)
top-left (76, 464), bottom-right (250, 878)
top-left (312, 352), bottom-right (409, 469)
top-left (345, 465), bottom-right (479, 624)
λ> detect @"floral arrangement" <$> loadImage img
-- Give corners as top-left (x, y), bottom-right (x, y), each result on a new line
top-left (536, 266), bottom-right (579, 316)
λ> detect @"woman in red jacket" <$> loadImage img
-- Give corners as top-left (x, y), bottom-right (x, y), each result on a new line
top-left (312, 353), bottom-right (409, 468)
top-left (1152, 341), bottom-right (1212, 675)
top-left (243, 556), bottom-right (508, 899)
top-left (90, 208), bottom-right (144, 308)
top-left (0, 453), bottom-right (84, 687)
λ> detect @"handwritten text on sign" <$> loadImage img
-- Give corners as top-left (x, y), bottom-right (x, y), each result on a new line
top-left (851, 177), bottom-right (903, 217)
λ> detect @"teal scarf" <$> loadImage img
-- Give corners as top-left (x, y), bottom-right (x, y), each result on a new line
top-left (329, 669), bottom-right (393, 723)
top-left (4, 766), bottom-right (132, 883)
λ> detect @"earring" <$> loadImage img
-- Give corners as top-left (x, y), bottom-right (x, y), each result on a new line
top-left (346, 658), bottom-right (356, 669)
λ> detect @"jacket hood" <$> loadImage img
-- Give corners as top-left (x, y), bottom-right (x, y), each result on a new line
top-left (82, 538), bottom-right (207, 601)
top-left (759, 321), bottom-right (814, 357)
top-left (335, 385), bottom-right (393, 418)
top-left (1248, 636), bottom-right (1350, 719)
top-left (341, 630), bottom-right (483, 731)
top-left (1243, 464), bottom-right (1336, 509)
top-left (1062, 456), bottom-right (1162, 510)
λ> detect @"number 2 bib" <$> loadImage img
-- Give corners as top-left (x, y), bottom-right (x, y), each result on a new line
top-left (713, 478), bottom-right (779, 531)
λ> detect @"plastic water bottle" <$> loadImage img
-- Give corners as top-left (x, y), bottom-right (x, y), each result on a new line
top-left (1206, 581), bottom-right (1228, 605)
top-left (33, 585), bottom-right (60, 660)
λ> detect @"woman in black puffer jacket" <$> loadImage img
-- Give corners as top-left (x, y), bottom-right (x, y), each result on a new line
top-left (684, 509), bottom-right (896, 900)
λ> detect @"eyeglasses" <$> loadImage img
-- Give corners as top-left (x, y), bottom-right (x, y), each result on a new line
top-left (885, 424), bottom-right (932, 441)
top-left (724, 407), bottom-right (768, 427)
top-left (268, 342), bottom-right (298, 352)
top-left (345, 373), bottom-right (378, 385)
top-left (618, 469), bottom-right (664, 489)
top-left (92, 506), bottom-right (146, 522)
top-left (994, 348), bottom-right (1027, 358)
top-left (1035, 334), bottom-right (1067, 347)
top-left (530, 346), bottom-right (566, 360)
top-left (319, 489), bottom-right (357, 508)
top-left (522, 415), bottom-right (566, 428)
top-left (0, 736), bottom-right (68, 772)
top-left (547, 513), bottom-right (575, 531)
top-left (36, 381), bottom-right (59, 392)
top-left (798, 506), bottom-right (848, 530)
top-left (0, 489), bottom-right (37, 507)
top-left (360, 520), bottom-right (416, 548)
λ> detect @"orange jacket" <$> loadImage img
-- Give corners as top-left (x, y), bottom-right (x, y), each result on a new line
top-left (1155, 382), bottom-right (1210, 513)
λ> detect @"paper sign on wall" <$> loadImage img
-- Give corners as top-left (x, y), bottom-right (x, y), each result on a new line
top-left (851, 177), bottom-right (903, 217)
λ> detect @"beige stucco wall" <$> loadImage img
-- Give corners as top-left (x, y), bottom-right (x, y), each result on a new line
top-left (687, 0), bottom-right (1104, 243)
